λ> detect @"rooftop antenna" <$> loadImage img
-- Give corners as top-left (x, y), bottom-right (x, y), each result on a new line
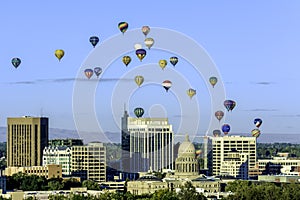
top-left (40, 107), bottom-right (44, 117)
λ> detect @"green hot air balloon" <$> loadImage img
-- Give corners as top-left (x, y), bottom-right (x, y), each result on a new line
top-left (209, 76), bottom-right (218, 88)
top-left (122, 56), bottom-right (131, 66)
top-left (134, 107), bottom-right (144, 118)
top-left (11, 57), bottom-right (21, 68)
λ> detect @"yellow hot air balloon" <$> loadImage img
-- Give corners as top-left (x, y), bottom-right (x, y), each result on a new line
top-left (186, 88), bottom-right (196, 99)
top-left (134, 75), bottom-right (144, 87)
top-left (159, 60), bottom-right (167, 70)
top-left (55, 49), bottom-right (65, 61)
top-left (122, 56), bottom-right (131, 67)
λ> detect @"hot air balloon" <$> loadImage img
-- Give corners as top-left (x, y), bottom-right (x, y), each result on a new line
top-left (84, 69), bottom-right (93, 79)
top-left (215, 111), bottom-right (224, 122)
top-left (118, 22), bottom-right (128, 34)
top-left (122, 56), bottom-right (131, 66)
top-left (144, 38), bottom-right (154, 49)
top-left (222, 124), bottom-right (231, 135)
top-left (142, 26), bottom-right (150, 37)
top-left (89, 36), bottom-right (99, 48)
top-left (254, 118), bottom-right (263, 128)
top-left (159, 60), bottom-right (167, 70)
top-left (135, 49), bottom-right (146, 61)
top-left (170, 57), bottom-right (178, 67)
top-left (162, 80), bottom-right (172, 92)
top-left (134, 107), bottom-right (144, 118)
top-left (251, 128), bottom-right (261, 138)
top-left (213, 130), bottom-right (221, 137)
top-left (135, 75), bottom-right (144, 87)
top-left (209, 76), bottom-right (218, 88)
top-left (94, 67), bottom-right (102, 78)
top-left (55, 49), bottom-right (65, 61)
top-left (186, 88), bottom-right (196, 99)
top-left (224, 100), bottom-right (236, 112)
top-left (11, 58), bottom-right (21, 68)
top-left (134, 43), bottom-right (143, 50)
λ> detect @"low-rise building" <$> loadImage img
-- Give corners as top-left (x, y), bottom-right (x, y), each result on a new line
top-left (5, 164), bottom-right (62, 179)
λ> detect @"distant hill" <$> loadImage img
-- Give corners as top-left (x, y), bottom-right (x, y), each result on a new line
top-left (0, 127), bottom-right (120, 144)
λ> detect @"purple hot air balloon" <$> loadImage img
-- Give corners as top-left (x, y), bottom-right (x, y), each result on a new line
top-left (224, 100), bottom-right (236, 112)
top-left (222, 124), bottom-right (231, 135)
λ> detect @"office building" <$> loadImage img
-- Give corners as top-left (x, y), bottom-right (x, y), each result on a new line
top-left (258, 153), bottom-right (300, 175)
top-left (48, 138), bottom-right (83, 147)
top-left (121, 110), bottom-right (174, 173)
top-left (43, 146), bottom-right (72, 176)
top-left (71, 142), bottom-right (106, 182)
top-left (7, 116), bottom-right (48, 167)
top-left (211, 135), bottom-right (256, 179)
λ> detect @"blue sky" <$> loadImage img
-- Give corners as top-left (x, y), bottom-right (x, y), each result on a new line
top-left (1, 1), bottom-right (300, 140)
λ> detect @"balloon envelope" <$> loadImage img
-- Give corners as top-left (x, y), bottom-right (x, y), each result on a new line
top-left (142, 26), bottom-right (150, 36)
top-left (254, 118), bottom-right (263, 128)
top-left (134, 107), bottom-right (144, 118)
top-left (11, 57), bottom-right (21, 68)
top-left (135, 49), bottom-right (146, 61)
top-left (94, 67), bottom-right (102, 78)
top-left (224, 100), bottom-right (236, 112)
top-left (159, 60), bottom-right (167, 70)
top-left (144, 38), bottom-right (154, 49)
top-left (55, 49), bottom-right (65, 61)
top-left (251, 129), bottom-right (261, 138)
top-left (135, 75), bottom-right (144, 87)
top-left (122, 56), bottom-right (131, 66)
top-left (134, 43), bottom-right (143, 50)
top-left (118, 22), bottom-right (128, 34)
top-left (162, 80), bottom-right (172, 92)
top-left (84, 69), bottom-right (93, 79)
top-left (186, 88), bottom-right (196, 99)
top-left (215, 111), bottom-right (224, 121)
top-left (170, 57), bottom-right (178, 66)
top-left (213, 130), bottom-right (221, 137)
top-left (209, 77), bottom-right (218, 88)
top-left (222, 124), bottom-right (231, 135)
top-left (89, 36), bottom-right (99, 48)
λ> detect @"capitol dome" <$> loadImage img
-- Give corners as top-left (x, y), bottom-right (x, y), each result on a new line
top-left (175, 134), bottom-right (199, 177)
top-left (178, 134), bottom-right (195, 156)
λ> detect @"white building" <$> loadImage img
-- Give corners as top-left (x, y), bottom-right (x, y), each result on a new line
top-left (122, 110), bottom-right (174, 173)
top-left (220, 150), bottom-right (249, 179)
top-left (258, 154), bottom-right (300, 175)
top-left (211, 135), bottom-right (256, 179)
top-left (43, 146), bottom-right (72, 176)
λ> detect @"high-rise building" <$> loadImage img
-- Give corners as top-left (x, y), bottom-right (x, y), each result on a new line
top-left (121, 110), bottom-right (174, 173)
top-left (210, 135), bottom-right (256, 179)
top-left (71, 142), bottom-right (106, 182)
top-left (7, 116), bottom-right (49, 167)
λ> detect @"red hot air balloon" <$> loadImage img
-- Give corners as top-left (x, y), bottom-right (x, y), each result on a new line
top-left (162, 80), bottom-right (172, 92)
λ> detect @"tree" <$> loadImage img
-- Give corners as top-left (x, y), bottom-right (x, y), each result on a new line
top-left (48, 178), bottom-right (64, 191)
top-left (82, 180), bottom-right (100, 190)
top-left (151, 189), bottom-right (178, 200)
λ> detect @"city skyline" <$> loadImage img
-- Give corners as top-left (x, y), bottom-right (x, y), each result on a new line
top-left (1, 1), bottom-right (300, 142)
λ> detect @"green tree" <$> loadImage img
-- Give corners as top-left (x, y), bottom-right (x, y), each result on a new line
top-left (151, 189), bottom-right (178, 200)
top-left (48, 178), bottom-right (64, 191)
top-left (62, 178), bottom-right (81, 190)
top-left (82, 180), bottom-right (100, 190)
